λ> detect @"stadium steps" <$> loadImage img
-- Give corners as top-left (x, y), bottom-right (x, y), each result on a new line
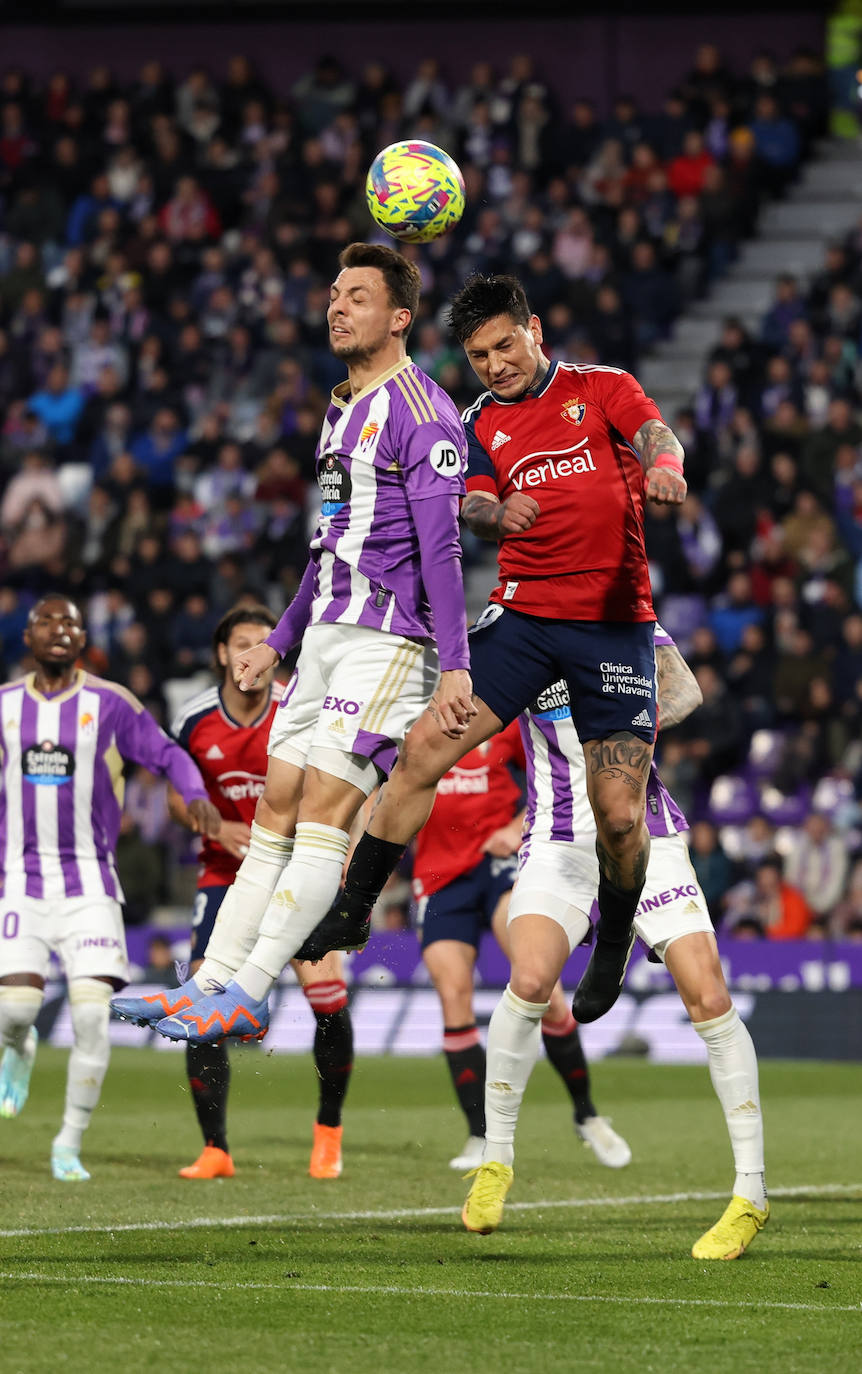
top-left (641, 138), bottom-right (862, 417)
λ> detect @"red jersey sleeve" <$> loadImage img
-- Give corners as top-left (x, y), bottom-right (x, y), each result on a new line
top-left (590, 368), bottom-right (663, 446)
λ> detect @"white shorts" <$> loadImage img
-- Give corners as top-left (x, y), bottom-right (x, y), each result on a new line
top-left (0, 894), bottom-right (129, 982)
top-left (510, 832), bottom-right (713, 960)
top-left (269, 623), bottom-right (439, 793)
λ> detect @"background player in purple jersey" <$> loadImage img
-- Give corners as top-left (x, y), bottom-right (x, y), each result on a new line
top-left (462, 630), bottom-right (770, 1263)
top-left (0, 596), bottom-right (218, 1180)
top-left (113, 242), bottom-right (474, 1046)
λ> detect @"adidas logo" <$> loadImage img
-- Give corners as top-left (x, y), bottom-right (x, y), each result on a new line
top-left (205, 744), bottom-right (225, 759)
top-left (683, 899), bottom-right (700, 914)
top-left (631, 708), bottom-right (652, 728)
top-left (273, 888), bottom-right (297, 909)
top-left (491, 429), bottom-right (511, 451)
top-left (329, 717), bottom-right (346, 734)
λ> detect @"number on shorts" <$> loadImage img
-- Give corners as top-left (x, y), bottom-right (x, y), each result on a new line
top-left (191, 892), bottom-right (208, 929)
top-left (2, 911), bottom-right (19, 939)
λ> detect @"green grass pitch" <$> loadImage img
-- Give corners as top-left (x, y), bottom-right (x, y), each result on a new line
top-left (2, 1047), bottom-right (861, 1373)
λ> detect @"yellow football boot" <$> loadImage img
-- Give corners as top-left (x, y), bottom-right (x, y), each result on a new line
top-left (461, 1160), bottom-right (514, 1234)
top-left (692, 1194), bottom-right (770, 1260)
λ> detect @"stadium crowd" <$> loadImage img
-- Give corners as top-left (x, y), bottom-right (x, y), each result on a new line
top-left (4, 42), bottom-right (859, 945)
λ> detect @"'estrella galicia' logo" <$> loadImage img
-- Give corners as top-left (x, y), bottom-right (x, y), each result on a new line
top-left (530, 679), bottom-right (571, 722)
top-left (22, 739), bottom-right (75, 785)
top-left (319, 455), bottom-right (352, 517)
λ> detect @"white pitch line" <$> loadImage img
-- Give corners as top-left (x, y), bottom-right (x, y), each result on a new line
top-left (1, 1272), bottom-right (861, 1314)
top-left (1, 1182), bottom-right (859, 1240)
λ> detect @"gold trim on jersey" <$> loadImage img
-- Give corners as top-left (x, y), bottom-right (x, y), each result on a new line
top-left (330, 356), bottom-right (416, 409)
top-left (398, 366), bottom-right (438, 423)
top-left (23, 668), bottom-right (86, 706)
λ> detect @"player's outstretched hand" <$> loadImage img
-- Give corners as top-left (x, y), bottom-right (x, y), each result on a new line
top-left (235, 641), bottom-right (279, 691)
top-left (645, 467), bottom-right (687, 506)
top-left (481, 818), bottom-right (523, 857)
top-left (187, 798), bottom-right (222, 837)
top-left (216, 819), bottom-right (253, 859)
top-left (498, 492), bottom-right (540, 535)
top-left (430, 669), bottom-right (478, 739)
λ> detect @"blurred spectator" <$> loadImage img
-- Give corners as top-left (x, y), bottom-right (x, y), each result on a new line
top-left (783, 812), bottom-right (850, 922)
top-left (688, 820), bottom-right (735, 925)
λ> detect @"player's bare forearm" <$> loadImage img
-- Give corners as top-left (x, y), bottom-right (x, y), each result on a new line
top-left (462, 491), bottom-right (540, 540)
top-left (462, 492), bottom-right (504, 541)
top-left (633, 418), bottom-right (687, 505)
top-left (656, 644), bottom-right (703, 730)
top-left (167, 784), bottom-right (190, 828)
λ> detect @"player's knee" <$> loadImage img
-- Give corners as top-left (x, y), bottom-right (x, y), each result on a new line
top-left (688, 984), bottom-right (732, 1024)
top-left (0, 985), bottom-right (43, 1042)
top-left (68, 979), bottom-right (111, 1057)
top-left (595, 805), bottom-right (639, 852)
top-left (510, 965), bottom-right (555, 1005)
top-left (397, 722), bottom-right (451, 789)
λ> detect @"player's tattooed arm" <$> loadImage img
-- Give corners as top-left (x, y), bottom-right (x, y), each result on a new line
top-left (633, 418), bottom-right (687, 506)
top-left (656, 643), bottom-right (703, 730)
top-left (461, 490), bottom-right (540, 540)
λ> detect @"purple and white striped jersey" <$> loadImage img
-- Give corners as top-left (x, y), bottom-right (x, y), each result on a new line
top-left (518, 625), bottom-right (687, 853)
top-left (0, 670), bottom-right (208, 902)
top-left (267, 359), bottom-right (470, 671)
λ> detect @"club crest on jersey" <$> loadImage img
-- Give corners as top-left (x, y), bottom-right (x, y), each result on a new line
top-left (561, 398), bottom-right (586, 426)
top-left (359, 420), bottom-right (380, 451)
top-left (79, 712), bottom-right (95, 734)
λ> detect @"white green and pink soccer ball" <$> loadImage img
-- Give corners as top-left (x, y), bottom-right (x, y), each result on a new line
top-left (366, 140), bottom-right (466, 244)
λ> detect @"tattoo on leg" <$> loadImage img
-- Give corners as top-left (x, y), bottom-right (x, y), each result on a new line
top-left (596, 840), bottom-right (626, 890)
top-left (588, 733), bottom-right (652, 782)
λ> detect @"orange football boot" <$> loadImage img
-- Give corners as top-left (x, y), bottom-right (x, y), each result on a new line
top-left (178, 1145), bottom-right (235, 1179)
top-left (308, 1123), bottom-right (343, 1179)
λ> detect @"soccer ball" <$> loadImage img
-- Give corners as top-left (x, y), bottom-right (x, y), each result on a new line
top-left (366, 141), bottom-right (465, 244)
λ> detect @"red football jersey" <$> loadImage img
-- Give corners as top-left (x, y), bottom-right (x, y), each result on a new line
top-left (172, 683), bottom-right (281, 887)
top-left (412, 720), bottom-right (525, 897)
top-left (464, 360), bottom-right (661, 621)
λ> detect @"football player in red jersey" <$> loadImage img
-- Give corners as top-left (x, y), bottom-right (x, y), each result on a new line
top-left (166, 606), bottom-right (353, 1180)
top-left (305, 273), bottom-right (687, 1032)
top-left (413, 721), bottom-right (630, 1173)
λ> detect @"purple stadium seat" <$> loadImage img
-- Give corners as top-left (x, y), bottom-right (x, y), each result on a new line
top-left (758, 783), bottom-right (812, 827)
top-left (746, 729), bottom-right (787, 780)
top-left (811, 775), bottom-right (856, 818)
top-left (707, 774), bottom-right (759, 826)
top-left (656, 594), bottom-right (707, 653)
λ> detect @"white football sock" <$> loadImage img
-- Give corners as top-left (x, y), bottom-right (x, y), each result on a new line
top-left (195, 823), bottom-right (294, 988)
top-left (53, 979), bottom-right (112, 1154)
top-left (694, 1005), bottom-right (766, 1209)
top-left (483, 983), bottom-right (551, 1167)
top-left (0, 985), bottom-right (43, 1052)
top-left (234, 822), bottom-right (350, 1002)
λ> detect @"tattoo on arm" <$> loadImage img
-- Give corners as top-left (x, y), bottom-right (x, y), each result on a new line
top-left (656, 644), bottom-right (703, 729)
top-left (633, 418), bottom-right (685, 473)
top-left (461, 492), bottom-right (503, 542)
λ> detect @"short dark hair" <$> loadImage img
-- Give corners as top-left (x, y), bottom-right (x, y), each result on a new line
top-left (338, 242), bottom-right (421, 333)
top-left (446, 274), bottom-right (532, 344)
top-left (212, 602), bottom-right (277, 664)
top-left (29, 593), bottom-right (82, 624)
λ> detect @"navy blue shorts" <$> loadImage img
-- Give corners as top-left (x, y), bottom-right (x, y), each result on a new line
top-left (416, 853), bottom-right (519, 951)
top-left (190, 884), bottom-right (230, 963)
top-left (468, 605), bottom-right (657, 742)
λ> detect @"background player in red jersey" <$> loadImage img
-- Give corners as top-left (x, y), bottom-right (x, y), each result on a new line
top-left (163, 606), bottom-right (353, 1180)
top-left (413, 720), bottom-right (630, 1173)
top-left (307, 274), bottom-right (687, 1030)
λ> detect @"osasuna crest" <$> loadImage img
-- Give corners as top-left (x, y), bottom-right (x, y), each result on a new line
top-left (561, 397), bottom-right (586, 426)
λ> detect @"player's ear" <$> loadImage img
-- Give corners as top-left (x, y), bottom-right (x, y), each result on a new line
top-left (392, 306), bottom-right (412, 338)
top-left (529, 315), bottom-right (543, 346)
top-left (216, 642), bottom-right (228, 668)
